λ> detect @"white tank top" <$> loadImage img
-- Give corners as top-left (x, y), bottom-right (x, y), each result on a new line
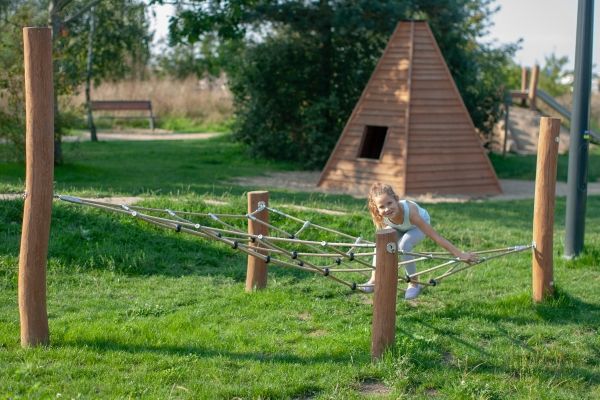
top-left (383, 200), bottom-right (430, 233)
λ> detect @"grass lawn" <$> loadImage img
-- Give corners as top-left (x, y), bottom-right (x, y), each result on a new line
top-left (489, 144), bottom-right (600, 182)
top-left (1, 135), bottom-right (599, 399)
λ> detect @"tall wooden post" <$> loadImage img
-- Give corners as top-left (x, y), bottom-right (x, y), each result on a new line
top-left (532, 117), bottom-right (560, 302)
top-left (246, 191), bottom-right (269, 291)
top-left (371, 228), bottom-right (398, 360)
top-left (528, 65), bottom-right (540, 110)
top-left (19, 27), bottom-right (54, 347)
top-left (520, 66), bottom-right (528, 106)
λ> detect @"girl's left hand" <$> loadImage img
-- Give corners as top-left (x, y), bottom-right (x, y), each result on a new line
top-left (456, 251), bottom-right (479, 264)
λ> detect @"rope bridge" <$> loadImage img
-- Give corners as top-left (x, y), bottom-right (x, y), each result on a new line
top-left (55, 194), bottom-right (532, 293)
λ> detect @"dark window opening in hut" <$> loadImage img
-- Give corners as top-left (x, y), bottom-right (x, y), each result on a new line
top-left (358, 125), bottom-right (388, 159)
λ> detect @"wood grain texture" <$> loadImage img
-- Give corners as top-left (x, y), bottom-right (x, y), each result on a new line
top-left (319, 21), bottom-right (501, 196)
top-left (246, 191), bottom-right (269, 291)
top-left (371, 228), bottom-right (399, 360)
top-left (532, 118), bottom-right (560, 302)
top-left (19, 27), bottom-right (53, 347)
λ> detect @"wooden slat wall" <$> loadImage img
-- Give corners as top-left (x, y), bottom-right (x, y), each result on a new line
top-left (318, 20), bottom-right (502, 196)
top-left (404, 22), bottom-right (501, 195)
top-left (318, 22), bottom-right (413, 193)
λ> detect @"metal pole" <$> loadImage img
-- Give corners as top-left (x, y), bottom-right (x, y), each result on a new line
top-left (565, 0), bottom-right (594, 259)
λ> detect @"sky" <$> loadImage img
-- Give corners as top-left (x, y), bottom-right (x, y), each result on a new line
top-left (486, 0), bottom-right (599, 71)
top-left (149, 1), bottom-right (599, 72)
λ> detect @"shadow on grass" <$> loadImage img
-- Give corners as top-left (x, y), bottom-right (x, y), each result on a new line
top-left (64, 338), bottom-right (360, 366)
top-left (395, 312), bottom-right (600, 387)
top-left (398, 318), bottom-right (493, 357)
top-left (0, 200), bottom-right (347, 285)
top-left (534, 287), bottom-right (600, 326)
top-left (424, 288), bottom-right (600, 328)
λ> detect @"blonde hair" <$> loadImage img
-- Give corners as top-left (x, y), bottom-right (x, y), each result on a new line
top-left (367, 182), bottom-right (399, 229)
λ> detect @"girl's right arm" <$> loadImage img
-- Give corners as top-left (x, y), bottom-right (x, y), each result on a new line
top-left (408, 204), bottom-right (479, 263)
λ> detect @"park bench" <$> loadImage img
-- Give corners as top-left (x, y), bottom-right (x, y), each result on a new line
top-left (90, 100), bottom-right (155, 130)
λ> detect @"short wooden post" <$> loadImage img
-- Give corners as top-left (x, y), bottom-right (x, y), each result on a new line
top-left (520, 66), bottom-right (528, 106)
top-left (528, 65), bottom-right (540, 110)
top-left (532, 117), bottom-right (560, 302)
top-left (502, 101), bottom-right (510, 157)
top-left (19, 27), bottom-right (54, 347)
top-left (246, 191), bottom-right (269, 291)
top-left (371, 228), bottom-right (398, 360)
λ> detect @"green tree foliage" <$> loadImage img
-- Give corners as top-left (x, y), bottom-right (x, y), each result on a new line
top-left (51, 0), bottom-right (151, 161)
top-left (154, 33), bottom-right (224, 79)
top-left (0, 2), bottom-right (43, 160)
top-left (54, 0), bottom-right (151, 93)
top-left (538, 53), bottom-right (572, 97)
top-left (0, 0), bottom-right (150, 161)
top-left (163, 0), bottom-right (517, 168)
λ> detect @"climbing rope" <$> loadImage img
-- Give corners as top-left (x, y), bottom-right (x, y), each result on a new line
top-left (55, 195), bottom-right (532, 293)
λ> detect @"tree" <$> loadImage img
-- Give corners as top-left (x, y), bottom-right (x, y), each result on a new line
top-left (49, 0), bottom-right (151, 160)
top-left (0, 2), bottom-right (41, 161)
top-left (154, 33), bottom-right (224, 79)
top-left (160, 0), bottom-right (517, 168)
top-left (538, 53), bottom-right (572, 98)
top-left (0, 0), bottom-right (151, 160)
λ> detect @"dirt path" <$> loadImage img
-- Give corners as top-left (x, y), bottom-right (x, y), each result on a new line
top-left (232, 171), bottom-right (600, 202)
top-left (6, 129), bottom-right (599, 204)
top-left (64, 129), bottom-right (222, 142)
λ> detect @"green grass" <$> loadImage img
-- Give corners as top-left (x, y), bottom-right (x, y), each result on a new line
top-left (0, 134), bottom-right (303, 197)
top-left (489, 144), bottom-right (600, 182)
top-left (1, 136), bottom-right (599, 398)
top-left (157, 116), bottom-right (234, 133)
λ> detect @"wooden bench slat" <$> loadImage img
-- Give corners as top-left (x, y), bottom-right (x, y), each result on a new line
top-left (91, 100), bottom-right (152, 111)
top-left (90, 100), bottom-right (155, 129)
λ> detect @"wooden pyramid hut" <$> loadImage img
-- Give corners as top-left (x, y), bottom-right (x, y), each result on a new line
top-left (317, 20), bottom-right (502, 196)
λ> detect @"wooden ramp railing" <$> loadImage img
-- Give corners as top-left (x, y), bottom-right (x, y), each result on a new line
top-left (508, 65), bottom-right (599, 145)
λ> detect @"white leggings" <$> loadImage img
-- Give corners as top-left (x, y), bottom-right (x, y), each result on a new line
top-left (372, 228), bottom-right (426, 278)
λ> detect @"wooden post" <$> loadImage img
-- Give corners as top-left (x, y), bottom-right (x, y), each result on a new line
top-left (371, 228), bottom-right (398, 360)
top-left (19, 27), bottom-right (54, 347)
top-left (246, 191), bottom-right (269, 291)
top-left (502, 101), bottom-right (510, 157)
top-left (532, 117), bottom-right (560, 302)
top-left (528, 65), bottom-right (540, 110)
top-left (520, 66), bottom-right (528, 106)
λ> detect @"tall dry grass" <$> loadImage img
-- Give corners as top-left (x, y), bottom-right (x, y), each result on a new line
top-left (555, 91), bottom-right (600, 131)
top-left (68, 76), bottom-right (233, 123)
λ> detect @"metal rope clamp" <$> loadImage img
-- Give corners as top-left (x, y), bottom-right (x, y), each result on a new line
top-left (386, 242), bottom-right (397, 254)
top-left (257, 201), bottom-right (266, 212)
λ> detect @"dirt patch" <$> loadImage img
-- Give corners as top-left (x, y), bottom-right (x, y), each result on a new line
top-left (0, 194), bottom-right (25, 201)
top-left (308, 329), bottom-right (328, 338)
top-left (204, 199), bottom-right (229, 206)
top-left (297, 312), bottom-right (312, 321)
top-left (234, 171), bottom-right (325, 193)
top-left (358, 379), bottom-right (392, 396)
top-left (0, 194), bottom-right (142, 205)
top-left (281, 204), bottom-right (348, 216)
top-left (83, 196), bottom-right (142, 205)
